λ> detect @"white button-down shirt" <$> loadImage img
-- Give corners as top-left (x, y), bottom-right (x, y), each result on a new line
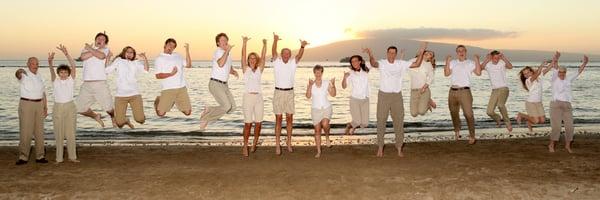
top-left (19, 68), bottom-right (45, 99)
top-left (551, 69), bottom-right (579, 102)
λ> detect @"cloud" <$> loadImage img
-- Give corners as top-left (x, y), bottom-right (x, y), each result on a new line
top-left (356, 27), bottom-right (517, 41)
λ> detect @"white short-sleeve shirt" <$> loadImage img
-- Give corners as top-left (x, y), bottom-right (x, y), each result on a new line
top-left (211, 48), bottom-right (232, 82)
top-left (81, 47), bottom-right (110, 81)
top-left (154, 52), bottom-right (187, 90)
top-left (449, 59), bottom-right (476, 87)
top-left (53, 77), bottom-right (74, 103)
top-left (347, 70), bottom-right (370, 99)
top-left (105, 57), bottom-right (147, 97)
top-left (19, 69), bottom-right (45, 99)
top-left (311, 79), bottom-right (332, 109)
top-left (485, 60), bottom-right (508, 89)
top-left (378, 59), bottom-right (411, 93)
top-left (273, 58), bottom-right (297, 89)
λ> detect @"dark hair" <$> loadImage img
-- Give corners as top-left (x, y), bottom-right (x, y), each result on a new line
top-left (95, 32), bottom-right (109, 44)
top-left (518, 66), bottom-right (533, 91)
top-left (348, 55), bottom-right (369, 73)
top-left (456, 45), bottom-right (466, 51)
top-left (57, 64), bottom-right (71, 76)
top-left (313, 65), bottom-right (324, 73)
top-left (490, 50), bottom-right (500, 56)
top-left (165, 38), bottom-right (177, 47)
top-left (118, 46), bottom-right (137, 61)
top-left (215, 33), bottom-right (229, 47)
top-left (419, 50), bottom-right (436, 69)
top-left (387, 46), bottom-right (398, 53)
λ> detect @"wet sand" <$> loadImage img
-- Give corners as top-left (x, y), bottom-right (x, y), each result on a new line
top-left (1, 134), bottom-right (599, 199)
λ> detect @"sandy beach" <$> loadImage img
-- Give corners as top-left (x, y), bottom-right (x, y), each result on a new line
top-left (1, 132), bottom-right (599, 199)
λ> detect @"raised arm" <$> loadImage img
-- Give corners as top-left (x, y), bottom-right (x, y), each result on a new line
top-left (530, 61), bottom-right (548, 82)
top-left (480, 54), bottom-right (491, 70)
top-left (409, 42), bottom-right (428, 68)
top-left (328, 78), bottom-right (337, 97)
top-left (444, 55), bottom-right (452, 77)
top-left (15, 69), bottom-right (26, 80)
top-left (86, 43), bottom-right (107, 60)
top-left (48, 52), bottom-right (56, 81)
top-left (259, 39), bottom-right (267, 72)
top-left (241, 36), bottom-right (249, 73)
top-left (577, 55), bottom-right (589, 75)
top-left (341, 71), bottom-right (350, 89)
top-left (57, 45), bottom-right (77, 79)
top-left (184, 43), bottom-right (192, 68)
top-left (500, 53), bottom-right (513, 69)
top-left (295, 40), bottom-right (309, 63)
top-left (216, 43), bottom-right (232, 68)
top-left (272, 32), bottom-right (280, 60)
top-left (138, 53), bottom-right (150, 72)
top-left (305, 78), bottom-right (314, 99)
top-left (473, 54), bottom-right (482, 76)
top-left (363, 48), bottom-right (379, 68)
top-left (399, 49), bottom-right (406, 60)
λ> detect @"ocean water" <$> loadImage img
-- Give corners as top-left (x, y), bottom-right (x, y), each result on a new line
top-left (1, 60), bottom-right (599, 142)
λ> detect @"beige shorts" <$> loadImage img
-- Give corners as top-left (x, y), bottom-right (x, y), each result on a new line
top-left (311, 106), bottom-right (332, 125)
top-left (242, 93), bottom-right (264, 123)
top-left (273, 89), bottom-right (295, 115)
top-left (76, 81), bottom-right (113, 113)
top-left (525, 102), bottom-right (545, 117)
top-left (157, 87), bottom-right (191, 113)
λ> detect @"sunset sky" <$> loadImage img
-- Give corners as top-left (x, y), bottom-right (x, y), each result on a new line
top-left (1, 0), bottom-right (598, 60)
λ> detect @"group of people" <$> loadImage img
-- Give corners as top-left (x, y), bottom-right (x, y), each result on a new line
top-left (14, 32), bottom-right (589, 164)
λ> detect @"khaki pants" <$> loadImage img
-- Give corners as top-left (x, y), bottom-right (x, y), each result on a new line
top-left (487, 87), bottom-right (510, 125)
top-left (376, 91), bottom-right (404, 148)
top-left (349, 97), bottom-right (369, 128)
top-left (18, 99), bottom-right (46, 161)
top-left (115, 95), bottom-right (145, 125)
top-left (201, 80), bottom-right (235, 122)
top-left (53, 101), bottom-right (77, 162)
top-left (550, 101), bottom-right (574, 142)
top-left (410, 88), bottom-right (431, 117)
top-left (448, 88), bottom-right (475, 137)
top-left (157, 87), bottom-right (191, 113)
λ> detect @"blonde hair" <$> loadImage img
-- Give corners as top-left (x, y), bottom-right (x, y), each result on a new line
top-left (247, 52), bottom-right (261, 69)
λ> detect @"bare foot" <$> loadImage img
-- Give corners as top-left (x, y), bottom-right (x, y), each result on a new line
top-left (376, 146), bottom-right (384, 157)
top-left (515, 114), bottom-right (522, 126)
top-left (527, 122), bottom-right (533, 133)
top-left (507, 123), bottom-right (513, 133)
top-left (344, 124), bottom-right (352, 135)
top-left (315, 151), bottom-right (321, 158)
top-left (275, 145), bottom-right (281, 155)
top-left (68, 159), bottom-right (80, 163)
top-left (565, 142), bottom-right (573, 153)
top-left (242, 146), bottom-right (249, 157)
top-left (200, 105), bottom-right (208, 118)
top-left (495, 120), bottom-right (501, 128)
top-left (454, 131), bottom-right (461, 141)
top-left (429, 99), bottom-right (437, 109)
top-left (125, 120), bottom-right (134, 129)
top-left (199, 121), bottom-right (208, 131)
top-left (548, 143), bottom-right (555, 153)
top-left (349, 127), bottom-right (357, 135)
top-left (154, 97), bottom-right (160, 116)
top-left (468, 136), bottom-right (476, 145)
top-left (287, 145), bottom-right (293, 153)
top-left (250, 145), bottom-right (257, 153)
top-left (94, 114), bottom-right (105, 128)
top-left (326, 138), bottom-right (332, 148)
top-left (397, 148), bottom-right (404, 157)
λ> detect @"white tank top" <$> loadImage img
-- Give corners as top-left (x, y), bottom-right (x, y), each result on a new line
top-left (244, 67), bottom-right (262, 93)
top-left (311, 79), bottom-right (331, 109)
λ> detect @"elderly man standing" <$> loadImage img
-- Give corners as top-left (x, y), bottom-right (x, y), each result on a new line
top-left (15, 57), bottom-right (49, 165)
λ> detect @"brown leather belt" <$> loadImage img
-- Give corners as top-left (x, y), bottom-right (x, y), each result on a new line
top-left (20, 97), bottom-right (42, 102)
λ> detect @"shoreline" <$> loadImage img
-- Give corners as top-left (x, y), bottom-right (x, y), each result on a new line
top-left (2, 124), bottom-right (599, 147)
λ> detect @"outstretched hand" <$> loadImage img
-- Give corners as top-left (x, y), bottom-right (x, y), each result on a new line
top-left (242, 36), bottom-right (251, 43)
top-left (308, 78), bottom-right (314, 86)
top-left (48, 52), bottom-right (55, 63)
top-left (56, 44), bottom-right (69, 55)
top-left (300, 40), bottom-right (309, 48)
top-left (446, 55), bottom-right (453, 62)
top-left (343, 71), bottom-right (350, 78)
top-left (583, 55), bottom-right (589, 64)
top-left (184, 43), bottom-right (190, 51)
top-left (273, 32), bottom-right (281, 41)
top-left (362, 48), bottom-right (372, 55)
top-left (138, 52), bottom-right (147, 60)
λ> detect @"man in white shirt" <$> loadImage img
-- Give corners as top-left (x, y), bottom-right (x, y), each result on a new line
top-left (153, 38), bottom-right (192, 117)
top-left (76, 32), bottom-right (114, 127)
top-left (480, 50), bottom-right (514, 133)
top-left (548, 52), bottom-right (588, 153)
top-left (271, 32), bottom-right (309, 155)
top-left (199, 33), bottom-right (239, 130)
top-left (444, 45), bottom-right (482, 145)
top-left (15, 57), bottom-right (49, 165)
top-left (364, 42), bottom-right (427, 158)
